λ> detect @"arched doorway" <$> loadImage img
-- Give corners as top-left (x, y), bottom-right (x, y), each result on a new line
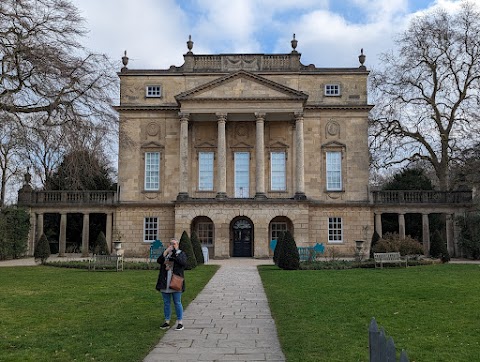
top-left (231, 217), bottom-right (253, 257)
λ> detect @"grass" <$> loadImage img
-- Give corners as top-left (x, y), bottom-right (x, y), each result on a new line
top-left (0, 264), bottom-right (219, 362)
top-left (259, 263), bottom-right (480, 362)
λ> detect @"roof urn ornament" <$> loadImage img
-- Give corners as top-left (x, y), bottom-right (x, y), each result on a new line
top-left (358, 48), bottom-right (366, 69)
top-left (187, 35), bottom-right (194, 54)
top-left (121, 50), bottom-right (129, 72)
top-left (291, 33), bottom-right (298, 53)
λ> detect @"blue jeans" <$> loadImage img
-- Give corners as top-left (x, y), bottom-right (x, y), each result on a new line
top-left (161, 292), bottom-right (183, 321)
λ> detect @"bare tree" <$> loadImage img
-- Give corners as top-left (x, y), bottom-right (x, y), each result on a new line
top-left (0, 0), bottom-right (118, 128)
top-left (0, 115), bottom-right (21, 206)
top-left (370, 1), bottom-right (480, 191)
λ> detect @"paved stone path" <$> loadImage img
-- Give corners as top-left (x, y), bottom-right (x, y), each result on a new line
top-left (144, 259), bottom-right (285, 362)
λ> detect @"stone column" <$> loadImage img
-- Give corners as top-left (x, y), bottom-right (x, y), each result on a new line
top-left (216, 113), bottom-right (227, 199)
top-left (446, 213), bottom-right (455, 256)
top-left (106, 212), bottom-right (113, 253)
top-left (59, 212), bottom-right (67, 257)
top-left (422, 213), bottom-right (430, 256)
top-left (82, 213), bottom-right (90, 257)
top-left (177, 113), bottom-right (190, 200)
top-left (255, 112), bottom-right (267, 199)
top-left (398, 213), bottom-right (405, 239)
top-left (294, 112), bottom-right (306, 199)
top-left (374, 213), bottom-right (382, 238)
top-left (453, 213), bottom-right (461, 257)
top-left (37, 213), bottom-right (44, 241)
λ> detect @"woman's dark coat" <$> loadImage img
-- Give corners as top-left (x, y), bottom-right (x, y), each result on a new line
top-left (155, 250), bottom-right (187, 292)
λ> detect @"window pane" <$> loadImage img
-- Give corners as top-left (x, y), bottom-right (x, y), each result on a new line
top-left (145, 152), bottom-right (160, 190)
top-left (198, 152), bottom-right (214, 191)
top-left (271, 152), bottom-right (286, 191)
top-left (144, 217), bottom-right (158, 242)
top-left (271, 222), bottom-right (287, 241)
top-left (326, 151), bottom-right (342, 191)
top-left (235, 152), bottom-right (249, 198)
top-left (328, 217), bottom-right (343, 243)
top-left (197, 222), bottom-right (214, 245)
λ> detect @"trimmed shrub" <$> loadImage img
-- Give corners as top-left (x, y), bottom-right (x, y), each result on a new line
top-left (430, 229), bottom-right (450, 262)
top-left (190, 231), bottom-right (204, 264)
top-left (179, 230), bottom-right (197, 270)
top-left (94, 231), bottom-right (109, 255)
top-left (278, 231), bottom-right (300, 270)
top-left (457, 213), bottom-right (480, 259)
top-left (372, 233), bottom-right (423, 256)
top-left (34, 234), bottom-right (51, 264)
top-left (370, 230), bottom-right (381, 259)
top-left (0, 207), bottom-right (30, 260)
top-left (273, 232), bottom-right (285, 266)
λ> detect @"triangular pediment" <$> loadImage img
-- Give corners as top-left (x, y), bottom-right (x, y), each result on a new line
top-left (195, 141), bottom-right (216, 148)
top-left (176, 70), bottom-right (308, 102)
top-left (321, 141), bottom-right (346, 149)
top-left (141, 141), bottom-right (164, 149)
top-left (268, 141), bottom-right (289, 149)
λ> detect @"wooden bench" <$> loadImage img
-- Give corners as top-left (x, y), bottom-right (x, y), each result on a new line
top-left (374, 252), bottom-right (407, 268)
top-left (149, 240), bottom-right (164, 262)
top-left (89, 254), bottom-right (124, 271)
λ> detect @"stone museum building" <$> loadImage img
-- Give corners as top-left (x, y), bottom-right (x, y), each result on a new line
top-left (114, 36), bottom-right (373, 258)
top-left (19, 36), bottom-right (473, 259)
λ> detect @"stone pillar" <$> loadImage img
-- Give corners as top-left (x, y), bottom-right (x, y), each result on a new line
top-left (255, 112), bottom-right (267, 199)
top-left (82, 213), bottom-right (90, 257)
top-left (398, 213), bottom-right (405, 239)
top-left (37, 213), bottom-right (44, 241)
top-left (294, 112), bottom-right (306, 199)
top-left (374, 213), bottom-right (382, 238)
top-left (177, 112), bottom-right (190, 200)
top-left (216, 113), bottom-right (227, 199)
top-left (106, 212), bottom-right (113, 253)
top-left (446, 213), bottom-right (455, 256)
top-left (422, 213), bottom-right (430, 256)
top-left (453, 213), bottom-right (461, 257)
top-left (59, 212), bottom-right (67, 257)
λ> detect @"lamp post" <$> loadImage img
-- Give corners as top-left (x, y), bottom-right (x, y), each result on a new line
top-left (355, 240), bottom-right (364, 262)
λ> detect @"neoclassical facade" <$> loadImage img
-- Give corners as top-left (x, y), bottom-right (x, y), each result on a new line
top-left (114, 37), bottom-right (373, 258)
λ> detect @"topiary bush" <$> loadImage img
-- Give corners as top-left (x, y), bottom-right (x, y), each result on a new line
top-left (0, 207), bottom-right (30, 260)
top-left (430, 229), bottom-right (450, 262)
top-left (34, 234), bottom-right (51, 264)
top-left (370, 230), bottom-right (381, 259)
top-left (94, 231), bottom-right (109, 255)
top-left (278, 231), bottom-right (300, 270)
top-left (273, 232), bottom-right (285, 266)
top-left (179, 230), bottom-right (197, 270)
top-left (372, 233), bottom-right (423, 256)
top-left (190, 231), bottom-right (204, 264)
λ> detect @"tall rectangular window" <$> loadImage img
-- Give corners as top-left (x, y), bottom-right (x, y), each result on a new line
top-left (271, 222), bottom-right (287, 242)
top-left (234, 152), bottom-right (249, 198)
top-left (144, 217), bottom-right (158, 242)
top-left (145, 152), bottom-right (160, 190)
top-left (198, 152), bottom-right (214, 191)
top-left (197, 222), bottom-right (214, 245)
top-left (328, 217), bottom-right (343, 243)
top-left (326, 151), bottom-right (342, 191)
top-left (270, 152), bottom-right (286, 191)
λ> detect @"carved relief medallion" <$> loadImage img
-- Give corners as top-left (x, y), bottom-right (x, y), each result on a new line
top-left (326, 120), bottom-right (340, 138)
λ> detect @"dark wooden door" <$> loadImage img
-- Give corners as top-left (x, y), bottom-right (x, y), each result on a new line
top-left (232, 219), bottom-right (252, 257)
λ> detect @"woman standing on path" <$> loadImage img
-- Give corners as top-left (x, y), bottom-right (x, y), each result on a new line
top-left (156, 238), bottom-right (187, 331)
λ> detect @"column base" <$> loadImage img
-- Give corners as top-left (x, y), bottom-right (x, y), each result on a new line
top-left (215, 192), bottom-right (228, 199)
top-left (294, 192), bottom-right (307, 200)
top-left (254, 192), bottom-right (267, 200)
top-left (176, 192), bottom-right (190, 201)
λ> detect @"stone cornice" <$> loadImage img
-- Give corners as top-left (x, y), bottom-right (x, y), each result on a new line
top-left (114, 105), bottom-right (180, 112)
top-left (304, 104), bottom-right (374, 111)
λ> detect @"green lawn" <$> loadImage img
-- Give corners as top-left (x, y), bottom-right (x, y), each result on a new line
top-left (0, 264), bottom-right (218, 362)
top-left (259, 263), bottom-right (480, 362)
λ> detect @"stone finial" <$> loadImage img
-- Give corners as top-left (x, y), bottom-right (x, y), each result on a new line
top-left (358, 48), bottom-right (366, 69)
top-left (187, 35), bottom-right (194, 54)
top-left (121, 50), bottom-right (129, 72)
top-left (291, 33), bottom-right (298, 53)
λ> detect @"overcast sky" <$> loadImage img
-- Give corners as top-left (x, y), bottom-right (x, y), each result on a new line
top-left (69, 0), bottom-right (472, 72)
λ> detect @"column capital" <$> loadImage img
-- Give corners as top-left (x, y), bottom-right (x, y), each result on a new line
top-left (216, 113), bottom-right (227, 122)
top-left (294, 111), bottom-right (304, 120)
top-left (178, 112), bottom-right (190, 121)
top-left (255, 112), bottom-right (266, 121)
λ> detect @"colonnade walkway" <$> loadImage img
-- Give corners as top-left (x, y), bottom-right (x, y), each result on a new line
top-left (143, 258), bottom-right (286, 362)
